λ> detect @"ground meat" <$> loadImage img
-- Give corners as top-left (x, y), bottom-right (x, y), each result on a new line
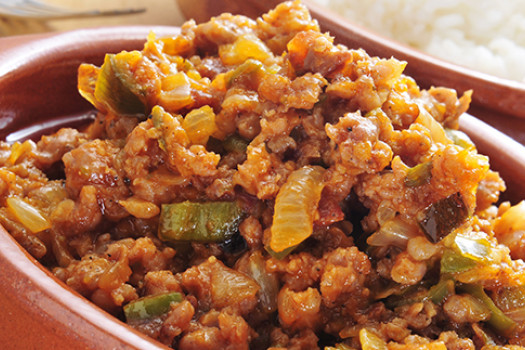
top-left (390, 251), bottom-right (427, 285)
top-left (216, 88), bottom-right (262, 138)
top-left (320, 247), bottom-right (371, 307)
top-left (258, 73), bottom-right (326, 110)
top-left (120, 119), bottom-right (164, 181)
top-left (425, 87), bottom-right (472, 129)
top-left (476, 169), bottom-right (506, 211)
top-left (266, 252), bottom-right (324, 291)
top-left (380, 317), bottom-right (411, 343)
top-left (277, 287), bottom-right (322, 330)
top-left (159, 299), bottom-right (195, 345)
top-left (437, 331), bottom-right (476, 350)
top-left (178, 310), bottom-right (253, 350)
top-left (234, 142), bottom-right (294, 199)
top-left (239, 215), bottom-right (264, 250)
top-left (443, 294), bottom-right (491, 324)
top-left (287, 30), bottom-right (353, 78)
top-left (181, 256), bottom-right (259, 315)
top-left (397, 300), bottom-right (438, 330)
top-left (143, 270), bottom-right (183, 295)
top-left (1, 1), bottom-right (524, 349)
top-left (63, 139), bottom-right (130, 220)
top-left (257, 0), bottom-right (320, 54)
top-left (325, 111), bottom-right (393, 175)
top-left (193, 13), bottom-right (257, 54)
top-left (34, 127), bottom-right (86, 169)
top-left (50, 185), bottom-right (102, 237)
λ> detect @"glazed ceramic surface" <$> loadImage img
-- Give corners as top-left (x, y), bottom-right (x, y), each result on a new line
top-left (1, 19), bottom-right (525, 350)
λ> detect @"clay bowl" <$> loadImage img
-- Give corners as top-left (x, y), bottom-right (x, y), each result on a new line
top-left (176, 0), bottom-right (525, 145)
top-left (0, 26), bottom-right (181, 350)
top-left (1, 22), bottom-right (525, 349)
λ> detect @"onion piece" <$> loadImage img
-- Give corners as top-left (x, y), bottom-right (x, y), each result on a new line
top-left (494, 200), bottom-right (525, 235)
top-left (182, 105), bottom-right (217, 145)
top-left (6, 197), bottom-right (51, 234)
top-left (270, 165), bottom-right (325, 253)
top-left (367, 215), bottom-right (420, 249)
top-left (242, 250), bottom-right (279, 313)
top-left (118, 197), bottom-right (160, 219)
top-left (445, 128), bottom-right (475, 149)
top-left (359, 328), bottom-right (387, 350)
top-left (415, 104), bottom-right (451, 145)
top-left (492, 286), bottom-right (525, 322)
top-left (219, 34), bottom-right (272, 66)
top-left (158, 72), bottom-right (194, 111)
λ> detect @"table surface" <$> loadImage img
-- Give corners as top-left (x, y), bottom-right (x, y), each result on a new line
top-left (0, 0), bottom-right (186, 36)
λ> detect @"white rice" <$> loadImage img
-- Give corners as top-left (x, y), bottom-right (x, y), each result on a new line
top-left (312, 0), bottom-right (525, 83)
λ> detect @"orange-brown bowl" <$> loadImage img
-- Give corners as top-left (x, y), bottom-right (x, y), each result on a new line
top-left (0, 26), bottom-right (181, 350)
top-left (1, 25), bottom-right (525, 349)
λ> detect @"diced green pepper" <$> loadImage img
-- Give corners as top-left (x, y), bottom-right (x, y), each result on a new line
top-left (265, 244), bottom-right (298, 260)
top-left (405, 161), bottom-right (433, 187)
top-left (158, 201), bottom-right (244, 243)
top-left (124, 292), bottom-right (183, 321)
top-left (440, 234), bottom-right (493, 274)
top-left (223, 134), bottom-right (249, 154)
top-left (95, 53), bottom-right (147, 117)
top-left (226, 59), bottom-right (265, 87)
top-left (428, 278), bottom-right (455, 304)
top-left (458, 284), bottom-right (516, 335)
top-left (440, 248), bottom-right (478, 274)
top-left (417, 192), bottom-right (469, 243)
top-left (445, 128), bottom-right (474, 149)
top-left (384, 283), bottom-right (429, 309)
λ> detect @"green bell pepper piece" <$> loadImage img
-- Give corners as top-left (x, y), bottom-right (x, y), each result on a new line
top-left (124, 292), bottom-right (183, 321)
top-left (159, 201), bottom-right (244, 243)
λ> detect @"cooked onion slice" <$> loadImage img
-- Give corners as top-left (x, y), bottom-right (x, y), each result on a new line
top-left (270, 165), bottom-right (325, 253)
top-left (6, 197), bottom-right (51, 234)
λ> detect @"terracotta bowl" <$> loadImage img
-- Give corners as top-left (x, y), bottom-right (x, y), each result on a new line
top-left (1, 25), bottom-right (525, 349)
top-left (0, 26), bottom-right (181, 350)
